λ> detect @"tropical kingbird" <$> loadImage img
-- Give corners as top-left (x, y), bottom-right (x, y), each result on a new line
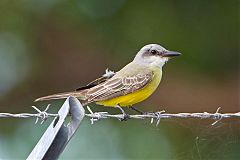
top-left (35, 44), bottom-right (181, 117)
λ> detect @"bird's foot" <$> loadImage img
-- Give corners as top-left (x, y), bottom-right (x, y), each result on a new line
top-left (128, 106), bottom-right (162, 116)
top-left (128, 106), bottom-right (145, 114)
top-left (115, 105), bottom-right (130, 121)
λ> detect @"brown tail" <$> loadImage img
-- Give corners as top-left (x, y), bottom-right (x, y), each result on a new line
top-left (34, 91), bottom-right (85, 102)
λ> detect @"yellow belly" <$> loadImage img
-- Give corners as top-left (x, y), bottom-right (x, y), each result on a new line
top-left (96, 69), bottom-right (162, 107)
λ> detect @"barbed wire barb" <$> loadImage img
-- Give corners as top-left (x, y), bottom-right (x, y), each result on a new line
top-left (211, 107), bottom-right (222, 126)
top-left (32, 104), bottom-right (51, 124)
top-left (0, 105), bottom-right (58, 124)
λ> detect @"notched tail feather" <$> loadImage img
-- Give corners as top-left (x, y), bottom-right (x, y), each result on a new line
top-left (34, 91), bottom-right (85, 102)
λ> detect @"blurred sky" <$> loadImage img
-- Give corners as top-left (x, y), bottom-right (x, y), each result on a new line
top-left (0, 0), bottom-right (239, 159)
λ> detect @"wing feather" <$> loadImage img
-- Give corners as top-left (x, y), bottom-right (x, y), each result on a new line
top-left (85, 71), bottom-right (153, 103)
top-left (76, 70), bottom-right (115, 91)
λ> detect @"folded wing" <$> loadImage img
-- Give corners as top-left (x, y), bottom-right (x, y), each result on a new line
top-left (84, 71), bottom-right (153, 103)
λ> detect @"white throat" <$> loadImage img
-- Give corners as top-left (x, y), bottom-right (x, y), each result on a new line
top-left (147, 56), bottom-right (169, 68)
top-left (134, 55), bottom-right (169, 69)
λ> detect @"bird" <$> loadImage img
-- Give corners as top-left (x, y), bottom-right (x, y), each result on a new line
top-left (35, 44), bottom-right (181, 119)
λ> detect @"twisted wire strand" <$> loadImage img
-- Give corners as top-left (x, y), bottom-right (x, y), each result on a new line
top-left (0, 106), bottom-right (239, 125)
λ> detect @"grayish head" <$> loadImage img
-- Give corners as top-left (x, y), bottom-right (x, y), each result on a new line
top-left (133, 44), bottom-right (181, 68)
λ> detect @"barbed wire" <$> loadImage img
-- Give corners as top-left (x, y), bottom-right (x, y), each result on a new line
top-left (0, 106), bottom-right (239, 126)
top-left (0, 105), bottom-right (58, 124)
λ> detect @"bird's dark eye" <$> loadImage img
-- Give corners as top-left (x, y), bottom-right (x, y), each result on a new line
top-left (150, 50), bottom-right (157, 55)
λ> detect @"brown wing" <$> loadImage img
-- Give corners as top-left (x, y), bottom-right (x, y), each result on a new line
top-left (84, 72), bottom-right (153, 103)
top-left (76, 71), bottom-right (115, 91)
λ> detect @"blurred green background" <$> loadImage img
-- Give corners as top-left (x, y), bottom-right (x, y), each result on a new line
top-left (0, 0), bottom-right (239, 159)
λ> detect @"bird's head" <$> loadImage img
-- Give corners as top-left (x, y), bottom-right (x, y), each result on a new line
top-left (133, 44), bottom-right (181, 68)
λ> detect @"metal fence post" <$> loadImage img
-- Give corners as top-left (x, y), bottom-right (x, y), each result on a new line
top-left (27, 97), bottom-right (85, 160)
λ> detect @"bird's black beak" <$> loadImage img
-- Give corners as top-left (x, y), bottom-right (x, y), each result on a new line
top-left (162, 51), bottom-right (181, 57)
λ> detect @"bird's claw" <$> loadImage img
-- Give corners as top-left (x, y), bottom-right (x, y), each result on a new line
top-left (115, 105), bottom-right (130, 121)
top-left (119, 113), bottom-right (130, 121)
